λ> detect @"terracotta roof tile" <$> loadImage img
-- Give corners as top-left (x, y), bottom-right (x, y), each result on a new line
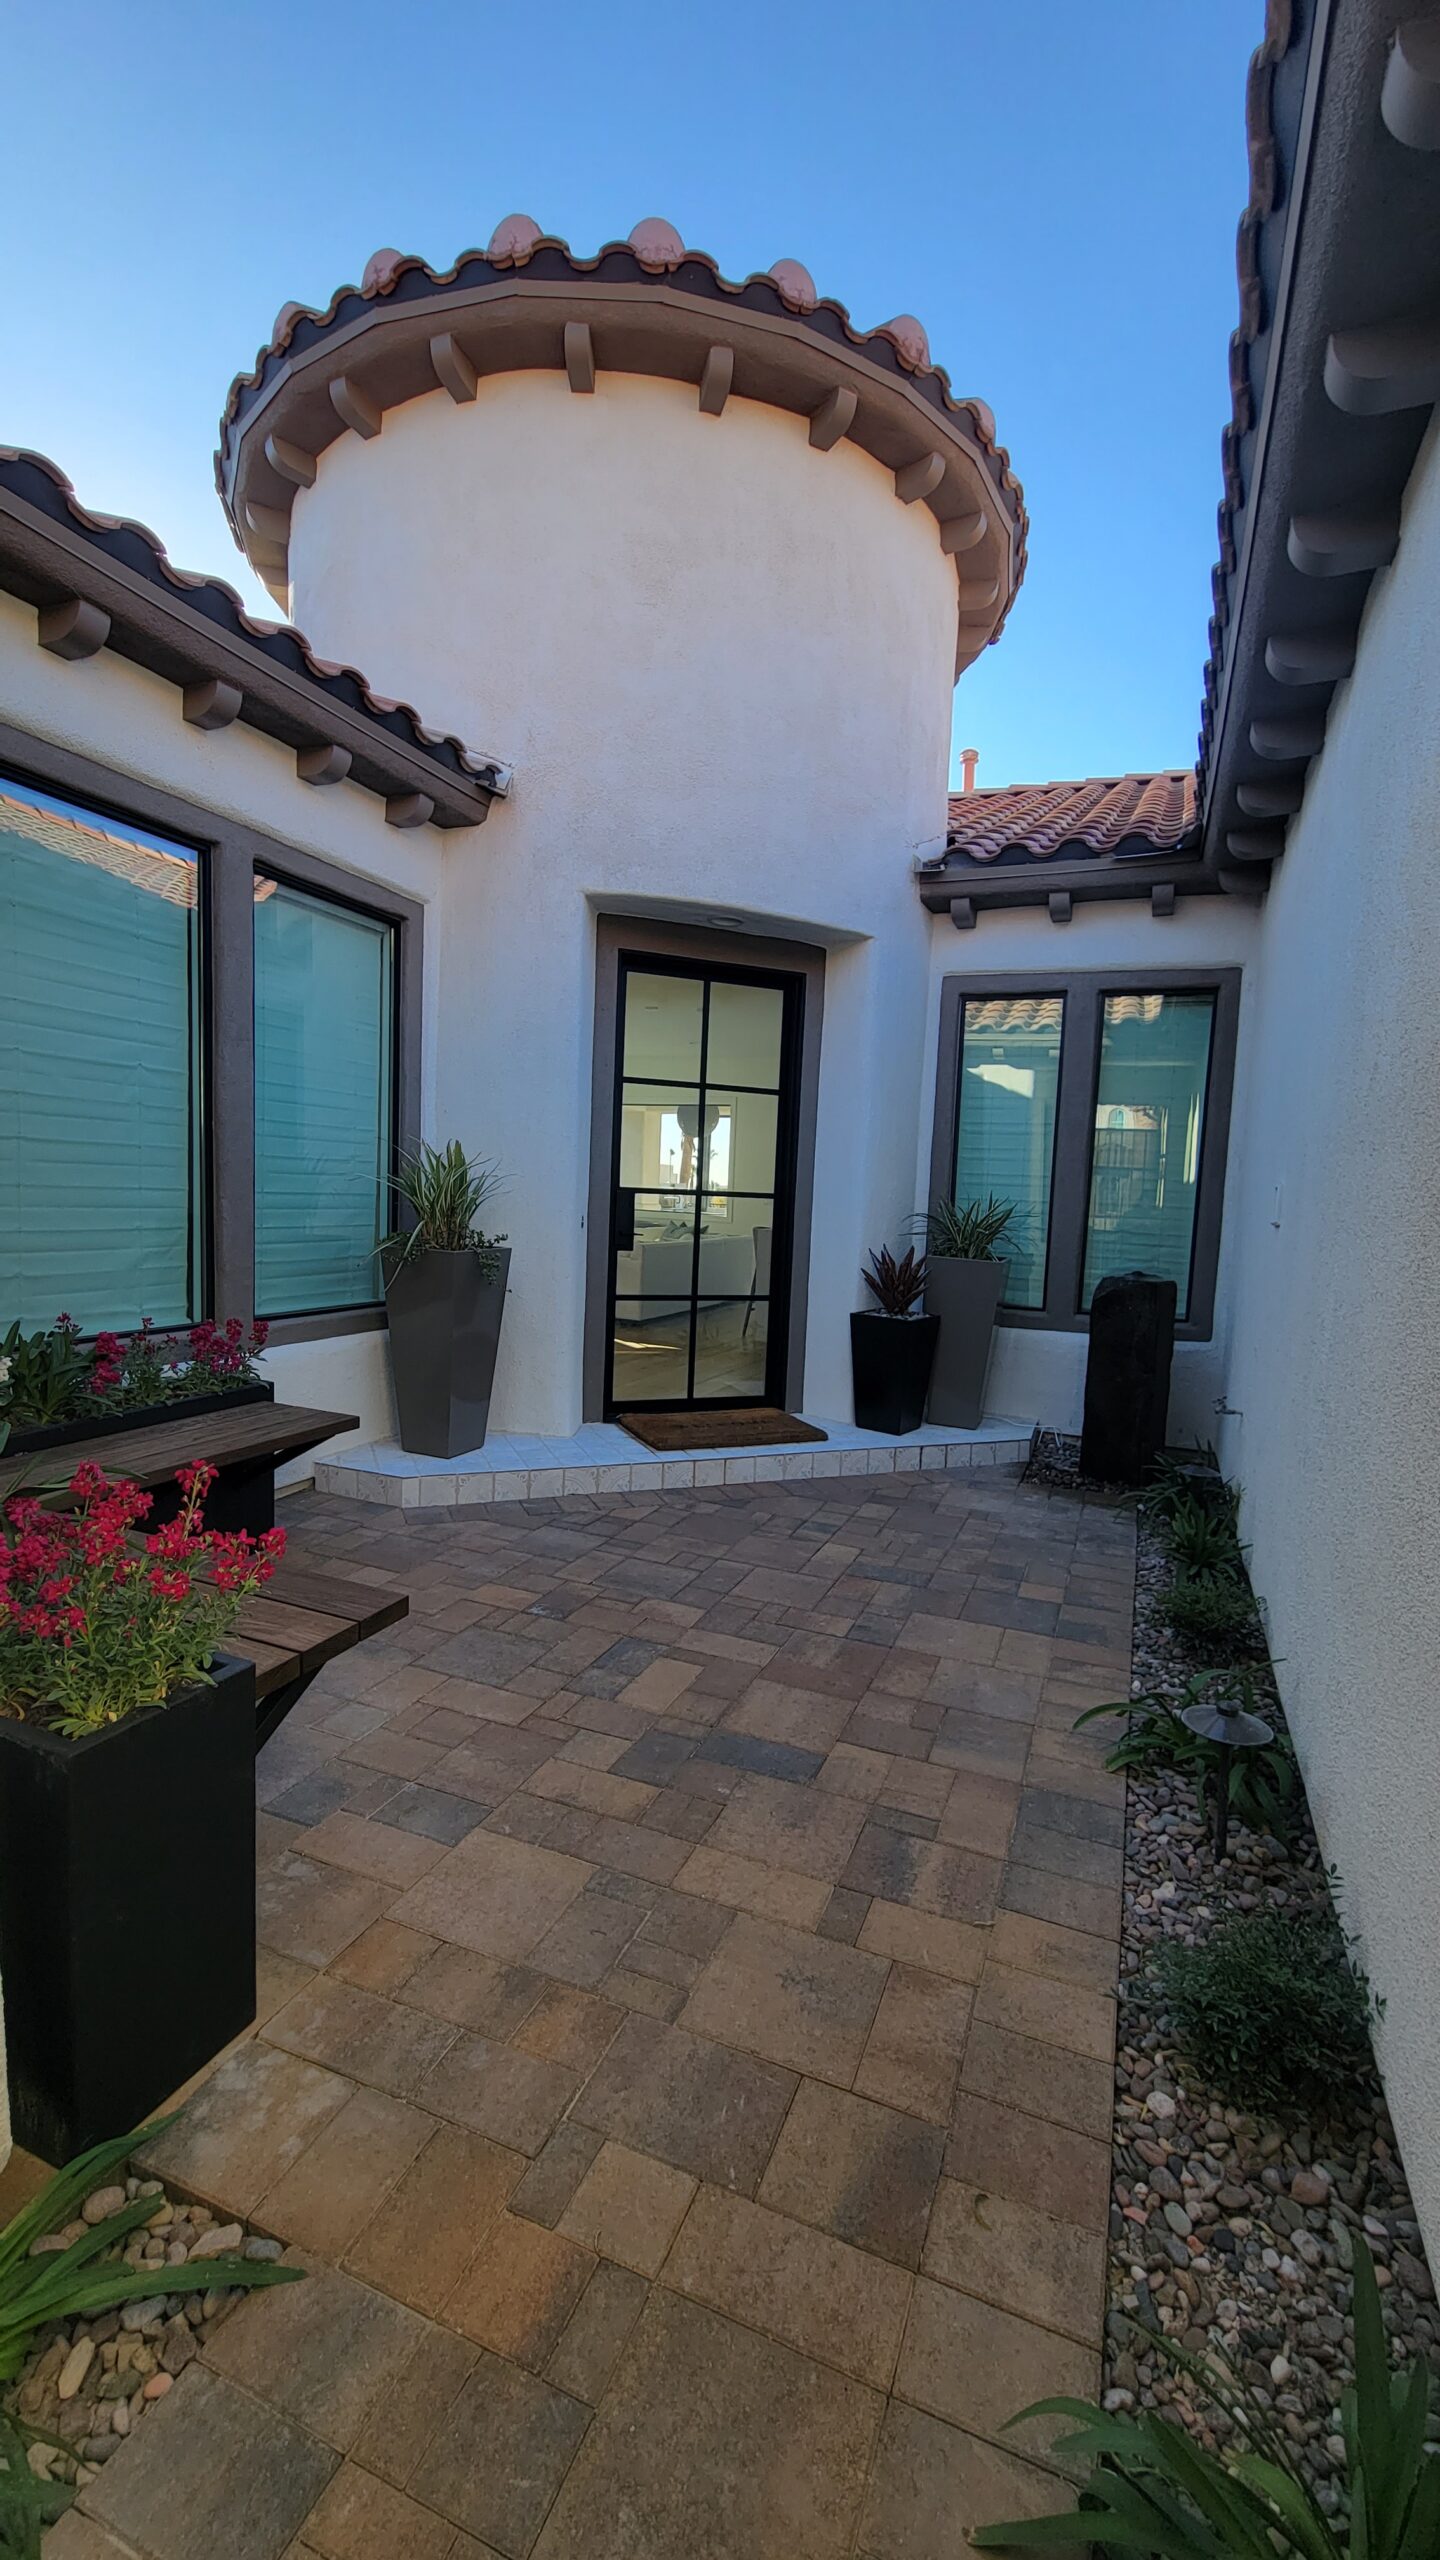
top-left (942, 772), bottom-right (1196, 865)
top-left (0, 446), bottom-right (507, 795)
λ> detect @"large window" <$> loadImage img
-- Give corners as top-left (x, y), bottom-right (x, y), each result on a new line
top-left (0, 754), bottom-right (416, 1345)
top-left (954, 995), bottom-right (1064, 1310)
top-left (1082, 992), bottom-right (1216, 1318)
top-left (0, 777), bottom-right (203, 1332)
top-left (254, 878), bottom-right (395, 1317)
top-left (933, 969), bottom-right (1239, 1337)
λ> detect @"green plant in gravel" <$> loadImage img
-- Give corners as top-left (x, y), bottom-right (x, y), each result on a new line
top-left (1164, 1573), bottom-right (1259, 1651)
top-left (1075, 1670), bottom-right (1298, 1841)
top-left (0, 2407), bottom-right (63, 2560)
top-left (1155, 1906), bottom-right (1378, 2118)
top-left (1160, 1490), bottom-right (1248, 1582)
top-left (380, 1140), bottom-right (508, 1279)
top-left (0, 2114), bottom-right (301, 2384)
top-left (973, 2238), bottom-right (1436, 2560)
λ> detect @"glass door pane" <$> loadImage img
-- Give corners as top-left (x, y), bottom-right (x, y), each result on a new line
top-left (1081, 991), bottom-right (1216, 1317)
top-left (623, 973), bottom-right (703, 1079)
top-left (706, 981), bottom-right (784, 1086)
top-left (613, 1300), bottom-right (693, 1402)
top-left (610, 960), bottom-right (794, 1410)
top-left (954, 996), bottom-right (1064, 1310)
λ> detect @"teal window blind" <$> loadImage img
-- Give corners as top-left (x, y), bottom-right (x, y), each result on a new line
top-left (0, 776), bottom-right (201, 1332)
top-left (253, 876), bottom-right (394, 1316)
top-left (954, 995), bottom-right (1064, 1309)
top-left (1082, 991), bottom-right (1216, 1318)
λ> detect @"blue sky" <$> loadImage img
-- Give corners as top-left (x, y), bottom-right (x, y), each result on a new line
top-left (2, 0), bottom-right (1257, 787)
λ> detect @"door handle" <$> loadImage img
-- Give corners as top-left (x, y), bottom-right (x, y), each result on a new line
top-left (616, 1188), bottom-right (636, 1252)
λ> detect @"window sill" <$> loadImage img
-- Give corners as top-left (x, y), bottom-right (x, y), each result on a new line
top-left (264, 1306), bottom-right (387, 1347)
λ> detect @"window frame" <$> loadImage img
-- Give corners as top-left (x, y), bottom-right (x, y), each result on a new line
top-left (0, 723), bottom-right (422, 1348)
top-left (930, 966), bottom-right (1241, 1341)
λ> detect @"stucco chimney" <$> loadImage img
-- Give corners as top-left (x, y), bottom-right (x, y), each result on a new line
top-left (959, 747), bottom-right (979, 794)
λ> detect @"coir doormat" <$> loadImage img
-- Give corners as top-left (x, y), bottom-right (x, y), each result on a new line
top-left (618, 1407), bottom-right (828, 1454)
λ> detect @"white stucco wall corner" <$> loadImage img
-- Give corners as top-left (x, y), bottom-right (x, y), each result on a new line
top-left (1216, 410), bottom-right (1440, 2250)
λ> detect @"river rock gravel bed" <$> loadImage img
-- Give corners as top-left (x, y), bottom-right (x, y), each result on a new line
top-left (4, 2174), bottom-right (278, 2498)
top-left (1109, 1486), bottom-right (1437, 2504)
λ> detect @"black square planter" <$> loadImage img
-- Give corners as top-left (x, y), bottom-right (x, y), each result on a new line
top-left (0, 1654), bottom-right (257, 2162)
top-left (850, 1311), bottom-right (940, 1436)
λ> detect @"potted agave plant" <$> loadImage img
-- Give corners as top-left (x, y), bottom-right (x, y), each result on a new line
top-left (850, 1245), bottom-right (939, 1435)
top-left (382, 1141), bottom-right (510, 1459)
top-left (919, 1193), bottom-right (1015, 1429)
top-left (0, 1460), bottom-right (283, 2160)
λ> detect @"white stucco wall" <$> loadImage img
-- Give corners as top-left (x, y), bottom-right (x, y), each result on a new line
top-left (0, 590), bottom-right (443, 1456)
top-left (286, 368), bottom-right (959, 1432)
top-left (1216, 414), bottom-right (1440, 2247)
top-left (921, 894), bottom-right (1259, 1440)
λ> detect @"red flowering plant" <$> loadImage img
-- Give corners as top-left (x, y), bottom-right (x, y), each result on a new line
top-left (0, 1461), bottom-right (284, 1738)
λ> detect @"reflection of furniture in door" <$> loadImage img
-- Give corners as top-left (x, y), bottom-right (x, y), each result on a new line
top-left (615, 1232), bottom-right (755, 1318)
top-left (743, 1224), bottom-right (772, 1336)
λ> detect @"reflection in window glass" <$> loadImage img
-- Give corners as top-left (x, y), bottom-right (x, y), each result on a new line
top-left (254, 878), bottom-right (394, 1316)
top-left (1082, 991), bottom-right (1216, 1318)
top-left (0, 774), bottom-right (202, 1331)
top-left (954, 996), bottom-right (1064, 1310)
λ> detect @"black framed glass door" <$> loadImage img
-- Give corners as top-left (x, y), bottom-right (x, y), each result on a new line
top-left (605, 955), bottom-right (802, 1412)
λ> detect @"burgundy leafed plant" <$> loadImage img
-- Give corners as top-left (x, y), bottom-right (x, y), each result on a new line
top-left (861, 1244), bottom-right (928, 1317)
top-left (0, 1460), bottom-right (284, 1737)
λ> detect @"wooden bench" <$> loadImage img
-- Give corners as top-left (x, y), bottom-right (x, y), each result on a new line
top-left (1, 1403), bottom-right (408, 1745)
top-left (231, 1559), bottom-right (410, 1749)
top-left (0, 1402), bottom-right (360, 1537)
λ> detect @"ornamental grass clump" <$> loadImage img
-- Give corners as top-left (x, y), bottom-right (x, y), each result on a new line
top-left (0, 1461), bottom-right (283, 1736)
top-left (1164, 1572), bottom-right (1261, 1650)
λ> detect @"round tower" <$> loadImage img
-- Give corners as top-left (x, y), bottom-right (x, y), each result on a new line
top-left (217, 221), bottom-right (1027, 1437)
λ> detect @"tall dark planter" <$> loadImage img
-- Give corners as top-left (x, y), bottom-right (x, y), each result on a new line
top-left (925, 1257), bottom-right (1007, 1428)
top-left (0, 1654), bottom-right (257, 2162)
top-left (385, 1246), bottom-right (511, 1459)
top-left (850, 1312), bottom-right (939, 1436)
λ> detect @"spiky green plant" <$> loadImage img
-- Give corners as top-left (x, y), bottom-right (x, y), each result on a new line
top-left (922, 1194), bottom-right (1016, 1260)
top-left (973, 2240), bottom-right (1438, 2560)
top-left (380, 1141), bottom-right (508, 1278)
top-left (0, 2115), bottom-right (301, 2385)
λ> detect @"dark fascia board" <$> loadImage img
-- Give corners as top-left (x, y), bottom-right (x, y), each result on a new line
top-left (0, 458), bottom-right (499, 829)
top-left (915, 849), bottom-right (1215, 920)
top-left (1199, 0), bottom-right (1440, 867)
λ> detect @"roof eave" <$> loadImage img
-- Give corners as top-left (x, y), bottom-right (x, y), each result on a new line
top-left (0, 472), bottom-right (498, 829)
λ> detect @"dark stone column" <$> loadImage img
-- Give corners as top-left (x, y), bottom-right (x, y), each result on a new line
top-left (1080, 1272), bottom-right (1177, 1484)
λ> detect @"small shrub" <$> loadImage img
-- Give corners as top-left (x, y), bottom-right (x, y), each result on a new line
top-left (1164, 1571), bottom-right (1258, 1648)
top-left (1155, 1908), bottom-right (1376, 2116)
top-left (1160, 1489), bottom-right (1247, 1580)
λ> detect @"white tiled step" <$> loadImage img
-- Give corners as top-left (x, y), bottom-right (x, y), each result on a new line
top-left (313, 1416), bottom-right (1036, 1509)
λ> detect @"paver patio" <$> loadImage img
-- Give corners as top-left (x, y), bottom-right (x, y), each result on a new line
top-left (55, 1460), bottom-right (1132, 2560)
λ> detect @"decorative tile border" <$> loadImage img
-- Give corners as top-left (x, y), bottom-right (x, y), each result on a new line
top-left (313, 1423), bottom-right (1036, 1510)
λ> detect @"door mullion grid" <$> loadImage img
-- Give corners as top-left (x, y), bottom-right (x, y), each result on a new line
top-left (687, 977), bottom-right (712, 1402)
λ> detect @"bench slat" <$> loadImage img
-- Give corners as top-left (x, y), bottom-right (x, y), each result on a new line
top-left (0, 1404), bottom-right (359, 1500)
